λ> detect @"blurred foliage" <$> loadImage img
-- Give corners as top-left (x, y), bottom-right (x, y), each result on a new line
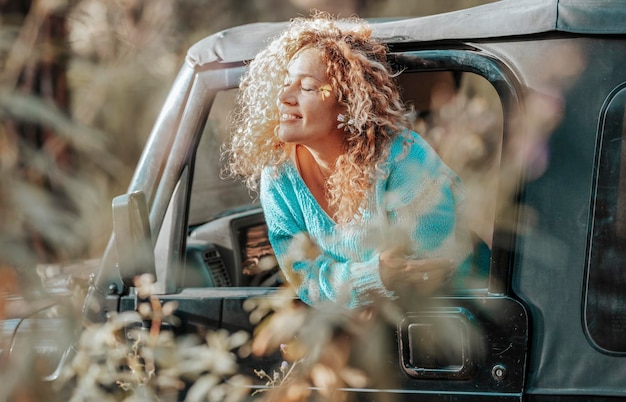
top-left (58, 274), bottom-right (251, 402)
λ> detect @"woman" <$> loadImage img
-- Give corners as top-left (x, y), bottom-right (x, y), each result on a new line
top-left (225, 13), bottom-right (472, 308)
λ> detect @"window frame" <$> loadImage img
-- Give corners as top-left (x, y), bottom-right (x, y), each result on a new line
top-left (390, 49), bottom-right (521, 296)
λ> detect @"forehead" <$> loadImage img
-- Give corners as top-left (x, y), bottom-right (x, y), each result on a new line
top-left (286, 47), bottom-right (327, 80)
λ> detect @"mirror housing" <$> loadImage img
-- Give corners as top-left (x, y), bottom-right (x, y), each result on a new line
top-left (112, 190), bottom-right (156, 288)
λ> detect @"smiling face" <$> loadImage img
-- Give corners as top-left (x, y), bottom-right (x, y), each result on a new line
top-left (277, 47), bottom-right (345, 152)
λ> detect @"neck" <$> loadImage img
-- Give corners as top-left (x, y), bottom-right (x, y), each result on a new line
top-left (300, 145), bottom-right (339, 178)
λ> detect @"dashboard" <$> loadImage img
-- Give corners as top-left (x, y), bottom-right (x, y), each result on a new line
top-left (184, 206), bottom-right (280, 288)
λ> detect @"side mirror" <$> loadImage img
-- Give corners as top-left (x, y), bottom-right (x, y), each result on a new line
top-left (112, 190), bottom-right (156, 288)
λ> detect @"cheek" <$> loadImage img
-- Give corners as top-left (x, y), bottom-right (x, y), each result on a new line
top-left (312, 102), bottom-right (341, 122)
top-left (300, 96), bottom-right (343, 128)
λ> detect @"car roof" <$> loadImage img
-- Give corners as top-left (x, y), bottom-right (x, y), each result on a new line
top-left (186, 0), bottom-right (626, 68)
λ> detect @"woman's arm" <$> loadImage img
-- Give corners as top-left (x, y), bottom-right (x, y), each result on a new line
top-left (381, 132), bottom-right (473, 286)
top-left (260, 170), bottom-right (393, 308)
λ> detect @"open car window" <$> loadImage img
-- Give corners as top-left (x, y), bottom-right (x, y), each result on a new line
top-left (185, 66), bottom-right (504, 294)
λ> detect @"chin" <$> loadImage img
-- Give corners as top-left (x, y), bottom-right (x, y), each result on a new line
top-left (277, 130), bottom-right (300, 144)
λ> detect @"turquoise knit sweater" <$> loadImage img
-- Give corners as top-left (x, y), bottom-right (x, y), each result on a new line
top-left (260, 130), bottom-right (472, 308)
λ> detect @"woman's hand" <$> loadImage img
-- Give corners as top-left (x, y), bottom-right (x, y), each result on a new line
top-left (379, 247), bottom-right (454, 296)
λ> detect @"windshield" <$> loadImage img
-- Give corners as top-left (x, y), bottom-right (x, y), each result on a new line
top-left (189, 88), bottom-right (254, 226)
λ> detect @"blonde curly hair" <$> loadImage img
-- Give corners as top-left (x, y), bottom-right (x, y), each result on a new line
top-left (225, 13), bottom-right (410, 224)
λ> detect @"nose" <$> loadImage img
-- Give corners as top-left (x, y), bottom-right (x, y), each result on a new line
top-left (279, 83), bottom-right (297, 105)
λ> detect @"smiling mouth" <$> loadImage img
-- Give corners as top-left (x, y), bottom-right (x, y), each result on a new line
top-left (281, 113), bottom-right (301, 120)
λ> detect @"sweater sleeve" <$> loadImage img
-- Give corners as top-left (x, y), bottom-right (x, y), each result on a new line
top-left (385, 132), bottom-right (473, 267)
top-left (260, 166), bottom-right (394, 308)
